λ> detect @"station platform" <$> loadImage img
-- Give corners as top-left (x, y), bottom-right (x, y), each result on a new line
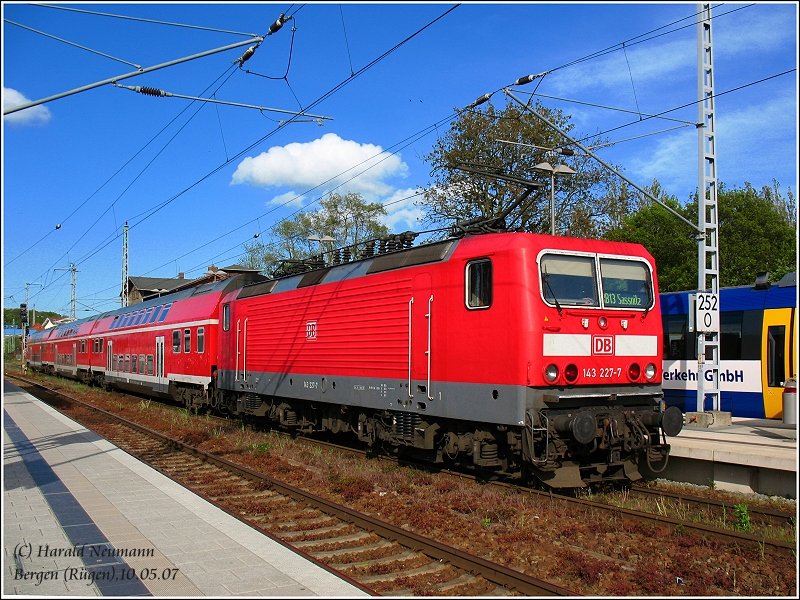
top-left (642, 413), bottom-right (798, 499)
top-left (2, 380), bottom-right (369, 597)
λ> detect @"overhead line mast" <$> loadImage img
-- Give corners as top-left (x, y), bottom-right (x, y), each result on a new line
top-left (695, 3), bottom-right (721, 414)
top-left (122, 222), bottom-right (129, 308)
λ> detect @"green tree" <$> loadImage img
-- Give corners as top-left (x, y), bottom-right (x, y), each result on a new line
top-left (712, 181), bottom-right (796, 287)
top-left (604, 182), bottom-right (698, 292)
top-left (242, 192), bottom-right (390, 275)
top-left (605, 180), bottom-right (797, 291)
top-left (421, 100), bottom-right (629, 237)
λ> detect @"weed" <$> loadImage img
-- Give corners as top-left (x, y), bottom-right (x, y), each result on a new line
top-left (480, 516), bottom-right (492, 528)
top-left (250, 442), bottom-right (272, 454)
top-left (733, 503), bottom-right (752, 532)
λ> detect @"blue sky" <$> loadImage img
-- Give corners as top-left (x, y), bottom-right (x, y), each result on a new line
top-left (2, 1), bottom-right (797, 318)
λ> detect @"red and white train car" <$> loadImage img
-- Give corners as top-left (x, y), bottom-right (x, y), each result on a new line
top-left (26, 278), bottom-right (247, 405)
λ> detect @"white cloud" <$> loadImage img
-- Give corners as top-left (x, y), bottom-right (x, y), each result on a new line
top-left (380, 188), bottom-right (425, 231)
top-left (231, 133), bottom-right (408, 197)
top-left (546, 39), bottom-right (692, 96)
top-left (267, 190), bottom-right (306, 209)
top-left (714, 8), bottom-right (796, 57)
top-left (623, 92), bottom-right (796, 198)
top-left (625, 128), bottom-right (696, 195)
top-left (3, 87), bottom-right (51, 125)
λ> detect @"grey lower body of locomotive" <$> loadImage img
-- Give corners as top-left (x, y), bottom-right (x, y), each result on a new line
top-left (215, 369), bottom-right (682, 488)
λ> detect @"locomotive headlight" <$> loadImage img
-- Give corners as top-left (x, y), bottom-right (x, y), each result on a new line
top-left (598, 316), bottom-right (608, 329)
top-left (545, 364), bottom-right (559, 383)
top-left (627, 362), bottom-right (641, 381)
top-left (645, 362), bottom-right (657, 380)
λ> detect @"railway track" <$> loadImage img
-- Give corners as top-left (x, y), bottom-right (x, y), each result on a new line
top-left (9, 371), bottom-right (796, 557)
top-left (6, 373), bottom-right (574, 597)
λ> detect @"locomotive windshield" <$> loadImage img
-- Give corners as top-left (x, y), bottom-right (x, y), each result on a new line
top-left (540, 253), bottom-right (652, 309)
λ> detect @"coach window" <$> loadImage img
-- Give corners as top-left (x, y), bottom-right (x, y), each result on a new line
top-left (146, 355), bottom-right (154, 375)
top-left (184, 329), bottom-right (191, 353)
top-left (131, 354), bottom-right (138, 374)
top-left (79, 340), bottom-right (86, 353)
top-left (158, 303), bottom-right (172, 322)
top-left (720, 311), bottom-right (743, 360)
top-left (767, 326), bottom-right (786, 387)
top-left (138, 354), bottom-right (145, 374)
top-left (223, 304), bottom-right (231, 331)
top-left (112, 354), bottom-right (118, 371)
top-left (125, 354), bottom-right (131, 372)
top-left (662, 314), bottom-right (692, 360)
top-left (197, 328), bottom-right (205, 353)
top-left (172, 330), bottom-right (181, 352)
top-left (466, 259), bottom-right (492, 309)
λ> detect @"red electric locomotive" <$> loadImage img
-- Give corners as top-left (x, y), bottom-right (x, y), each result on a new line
top-left (209, 231), bottom-right (682, 488)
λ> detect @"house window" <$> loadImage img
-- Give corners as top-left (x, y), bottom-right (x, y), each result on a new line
top-left (184, 329), bottom-right (191, 353)
top-left (197, 328), bottom-right (205, 354)
top-left (172, 330), bottom-right (181, 352)
top-left (466, 259), bottom-right (492, 309)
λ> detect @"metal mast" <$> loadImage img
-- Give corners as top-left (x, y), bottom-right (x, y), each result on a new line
top-left (122, 222), bottom-right (129, 307)
top-left (696, 3), bottom-right (721, 412)
top-left (69, 263), bottom-right (78, 320)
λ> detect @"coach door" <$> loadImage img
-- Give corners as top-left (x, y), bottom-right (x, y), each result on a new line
top-left (106, 341), bottom-right (113, 373)
top-left (71, 343), bottom-right (78, 376)
top-left (155, 336), bottom-right (165, 388)
top-left (763, 308), bottom-right (792, 418)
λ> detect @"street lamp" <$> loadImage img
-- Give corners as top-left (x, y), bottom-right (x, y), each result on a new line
top-left (533, 162), bottom-right (576, 235)
top-left (307, 235), bottom-right (336, 261)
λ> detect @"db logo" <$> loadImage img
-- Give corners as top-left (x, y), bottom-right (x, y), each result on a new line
top-left (306, 320), bottom-right (317, 340)
top-left (592, 335), bottom-right (613, 355)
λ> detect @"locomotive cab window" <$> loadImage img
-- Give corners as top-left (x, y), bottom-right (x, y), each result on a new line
top-left (466, 259), bottom-right (492, 309)
top-left (599, 258), bottom-right (652, 309)
top-left (540, 254), bottom-right (599, 307)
